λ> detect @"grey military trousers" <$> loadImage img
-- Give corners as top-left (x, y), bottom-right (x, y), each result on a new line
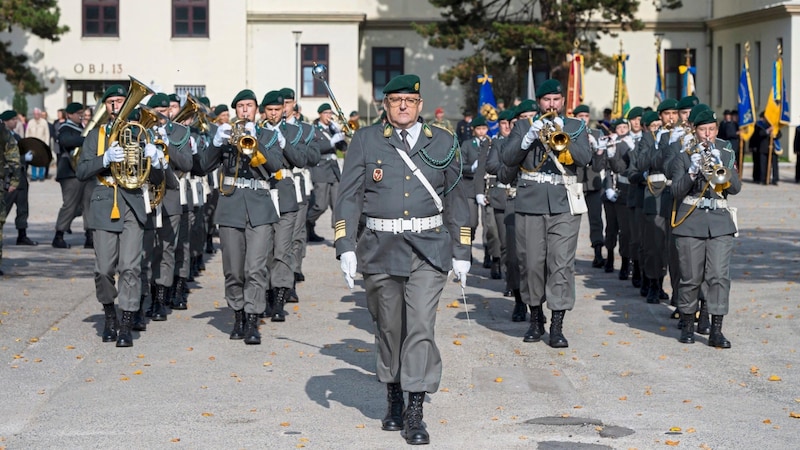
top-left (153, 213), bottom-right (181, 287)
top-left (516, 212), bottom-right (581, 311)
top-left (364, 252), bottom-right (446, 393)
top-left (307, 181), bottom-right (338, 228)
top-left (93, 208), bottom-right (144, 312)
top-left (674, 234), bottom-right (733, 315)
top-left (291, 201), bottom-right (309, 274)
top-left (55, 177), bottom-right (94, 233)
top-left (269, 211), bottom-right (297, 289)
top-left (219, 222), bottom-right (272, 314)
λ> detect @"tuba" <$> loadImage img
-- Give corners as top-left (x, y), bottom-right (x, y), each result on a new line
top-left (537, 111), bottom-right (570, 152)
top-left (311, 62), bottom-right (353, 137)
top-left (173, 93), bottom-right (211, 130)
top-left (71, 98), bottom-right (109, 171)
top-left (108, 76), bottom-right (156, 189)
top-left (229, 118), bottom-right (258, 156)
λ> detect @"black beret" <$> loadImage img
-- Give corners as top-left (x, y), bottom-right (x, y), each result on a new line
top-left (101, 84), bottom-right (127, 102)
top-left (279, 88), bottom-right (295, 100)
top-left (0, 110), bottom-right (17, 121)
top-left (231, 89), bottom-right (258, 108)
top-left (536, 79), bottom-right (562, 99)
top-left (261, 90), bottom-right (284, 107)
top-left (66, 102), bottom-right (84, 114)
top-left (657, 98), bottom-right (679, 113)
top-left (572, 104), bottom-right (590, 115)
top-left (213, 104), bottom-right (228, 116)
top-left (471, 115), bottom-right (487, 127)
top-left (128, 108), bottom-right (141, 122)
top-left (626, 106), bottom-right (644, 119)
top-left (382, 74), bottom-right (421, 95)
top-left (317, 103), bottom-right (332, 114)
top-left (612, 118), bottom-right (629, 128)
top-left (147, 93), bottom-right (170, 108)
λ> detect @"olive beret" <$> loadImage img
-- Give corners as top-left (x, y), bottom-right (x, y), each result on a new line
top-left (612, 118), bottom-right (629, 128)
top-left (231, 89), bottom-right (258, 108)
top-left (382, 74), bottom-right (421, 95)
top-left (514, 99), bottom-right (538, 117)
top-left (677, 95), bottom-right (699, 111)
top-left (693, 109), bottom-right (717, 126)
top-left (279, 88), bottom-right (295, 100)
top-left (147, 93), bottom-right (170, 108)
top-left (317, 103), bottom-right (332, 114)
top-left (498, 109), bottom-right (515, 122)
top-left (101, 84), bottom-right (127, 102)
top-left (213, 104), bottom-right (228, 116)
top-left (471, 115), bottom-right (487, 128)
top-left (572, 104), bottom-right (590, 115)
top-left (198, 96), bottom-right (210, 107)
top-left (66, 102), bottom-right (84, 114)
top-left (657, 98), bottom-right (679, 112)
top-left (536, 79), bottom-right (563, 99)
top-left (261, 90), bottom-right (284, 107)
top-left (626, 106), bottom-right (644, 120)
top-left (0, 110), bottom-right (17, 121)
top-left (688, 104), bottom-right (711, 124)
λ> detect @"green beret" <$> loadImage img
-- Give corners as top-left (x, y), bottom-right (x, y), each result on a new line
top-left (498, 109), bottom-right (515, 122)
top-left (147, 93), bottom-right (170, 108)
top-left (572, 104), bottom-right (590, 115)
top-left (514, 99), bottom-right (538, 117)
top-left (318, 103), bottom-right (332, 114)
top-left (214, 104), bottom-right (228, 116)
top-left (231, 89), bottom-right (258, 108)
top-left (626, 106), bottom-right (644, 120)
top-left (471, 115), bottom-right (487, 128)
top-left (642, 111), bottom-right (660, 126)
top-left (279, 88), bottom-right (295, 100)
top-left (168, 94), bottom-right (181, 104)
top-left (687, 103), bottom-right (711, 124)
top-left (65, 102), bottom-right (84, 114)
top-left (612, 118), bottom-right (629, 128)
top-left (657, 98), bottom-right (679, 113)
top-left (677, 95), bottom-right (699, 110)
top-left (127, 108), bottom-right (141, 122)
top-left (536, 79), bottom-right (563, 99)
top-left (260, 90), bottom-right (284, 107)
top-left (199, 96), bottom-right (210, 107)
top-left (101, 84), bottom-right (127, 102)
top-left (0, 110), bottom-right (17, 121)
top-left (693, 109), bottom-right (717, 126)
top-left (382, 74), bottom-right (421, 95)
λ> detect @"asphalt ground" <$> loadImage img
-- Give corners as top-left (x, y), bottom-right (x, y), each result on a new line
top-left (1, 162), bottom-right (798, 449)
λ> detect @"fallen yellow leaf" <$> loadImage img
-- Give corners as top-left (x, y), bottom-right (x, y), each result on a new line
top-left (120, 376), bottom-right (129, 381)
top-left (133, 370), bottom-right (143, 375)
top-left (573, 405), bottom-right (583, 409)
top-left (790, 411), bottom-right (800, 419)
top-left (763, 419), bottom-right (772, 424)
top-left (665, 440), bottom-right (680, 446)
top-left (618, 396), bottom-right (627, 401)
top-left (669, 427), bottom-right (681, 432)
top-left (29, 337), bottom-right (39, 343)
top-left (355, 348), bottom-right (370, 353)
top-left (453, 340), bottom-right (462, 345)
top-left (263, 362), bottom-right (273, 366)
top-left (170, 438), bottom-right (180, 442)
top-left (65, 346), bottom-right (75, 350)
top-left (494, 377), bottom-right (503, 383)
top-left (280, 422), bottom-right (290, 427)
top-left (355, 424), bottom-right (365, 428)
top-left (768, 375), bottom-right (782, 381)
top-left (686, 427), bottom-right (696, 433)
top-left (293, 305), bottom-right (299, 311)
top-left (201, 412), bottom-right (213, 417)
top-left (447, 301), bottom-right (460, 308)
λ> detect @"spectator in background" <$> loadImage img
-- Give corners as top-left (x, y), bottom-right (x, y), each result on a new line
top-left (430, 107), bottom-right (454, 133)
top-left (599, 108), bottom-right (613, 135)
top-left (456, 110), bottom-right (473, 143)
top-left (751, 112), bottom-right (780, 185)
top-left (1, 110), bottom-right (38, 245)
top-left (497, 98), bottom-right (506, 112)
top-left (81, 107), bottom-right (93, 128)
top-left (26, 107), bottom-right (51, 181)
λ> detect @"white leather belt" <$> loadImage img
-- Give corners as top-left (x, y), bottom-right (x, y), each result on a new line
top-left (321, 154), bottom-right (338, 160)
top-left (683, 196), bottom-right (727, 210)
top-left (272, 169), bottom-right (294, 180)
top-left (507, 187), bottom-right (517, 199)
top-left (222, 176), bottom-right (269, 190)
top-left (647, 173), bottom-right (673, 186)
top-left (496, 182), bottom-right (511, 189)
top-left (617, 175), bottom-right (630, 184)
top-left (520, 172), bottom-right (577, 185)
top-left (365, 214), bottom-right (443, 234)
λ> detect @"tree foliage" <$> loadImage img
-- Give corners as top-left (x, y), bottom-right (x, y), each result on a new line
top-left (0, 0), bottom-right (69, 94)
top-left (415, 0), bottom-right (682, 105)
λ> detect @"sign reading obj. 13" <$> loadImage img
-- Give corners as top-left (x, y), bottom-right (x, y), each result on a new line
top-left (74, 63), bottom-right (124, 75)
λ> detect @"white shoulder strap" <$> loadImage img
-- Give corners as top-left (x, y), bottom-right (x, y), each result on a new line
top-left (395, 147), bottom-right (444, 213)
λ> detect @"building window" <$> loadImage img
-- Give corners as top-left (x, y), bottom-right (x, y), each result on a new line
top-left (664, 48), bottom-right (696, 100)
top-left (372, 47), bottom-right (404, 100)
top-left (82, 0), bottom-right (119, 37)
top-left (66, 80), bottom-right (122, 106)
top-left (173, 0), bottom-right (208, 38)
top-left (301, 45), bottom-right (328, 98)
top-left (174, 85), bottom-right (206, 104)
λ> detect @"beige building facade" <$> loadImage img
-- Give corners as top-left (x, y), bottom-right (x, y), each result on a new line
top-left (0, 0), bottom-right (796, 157)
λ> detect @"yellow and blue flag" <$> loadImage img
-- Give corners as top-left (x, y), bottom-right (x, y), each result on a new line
top-left (654, 52), bottom-right (666, 106)
top-left (764, 54), bottom-right (790, 138)
top-left (612, 51), bottom-right (630, 119)
top-left (477, 72), bottom-right (499, 137)
top-left (679, 63), bottom-right (696, 97)
top-left (737, 54), bottom-right (756, 142)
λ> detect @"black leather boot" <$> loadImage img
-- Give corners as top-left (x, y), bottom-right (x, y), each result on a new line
top-left (604, 248), bottom-right (614, 273)
top-left (708, 315), bottom-right (731, 348)
top-left (271, 288), bottom-right (287, 322)
top-left (52, 231), bottom-right (70, 249)
top-left (657, 276), bottom-right (669, 300)
top-left (172, 277), bottom-right (188, 310)
top-left (631, 259), bottom-right (642, 287)
top-left (402, 392), bottom-right (429, 445)
top-left (133, 296), bottom-right (147, 332)
top-left (646, 279), bottom-right (660, 304)
top-left (84, 230), bottom-right (94, 249)
top-left (230, 309), bottom-right (245, 340)
top-left (549, 310), bottom-right (569, 348)
top-left (618, 257), bottom-right (630, 280)
top-left (286, 286), bottom-right (299, 303)
top-left (205, 234), bottom-right (216, 254)
top-left (639, 275), bottom-right (650, 297)
top-left (151, 285), bottom-right (168, 321)
top-left (696, 300), bottom-right (711, 335)
top-left (381, 383), bottom-right (404, 431)
top-left (511, 290), bottom-right (526, 322)
top-left (116, 311), bottom-right (134, 347)
top-left (260, 289), bottom-right (274, 318)
top-left (490, 257), bottom-right (502, 279)
top-left (679, 313), bottom-right (695, 344)
top-left (307, 221), bottom-right (325, 242)
top-left (523, 305), bottom-right (545, 342)
top-left (243, 313), bottom-right (261, 345)
top-left (591, 244), bottom-right (605, 268)
top-left (294, 271), bottom-right (305, 282)
top-left (16, 229), bottom-right (38, 246)
top-left (101, 303), bottom-right (118, 342)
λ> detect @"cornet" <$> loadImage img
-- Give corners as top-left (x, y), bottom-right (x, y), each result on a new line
top-left (229, 119), bottom-right (258, 156)
top-left (536, 111), bottom-right (570, 152)
top-left (688, 140), bottom-right (731, 185)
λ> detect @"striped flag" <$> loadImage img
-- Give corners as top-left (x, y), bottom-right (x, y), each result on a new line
top-left (566, 52), bottom-right (584, 114)
top-left (737, 52), bottom-right (756, 142)
top-left (679, 63), bottom-right (696, 97)
top-left (764, 53), bottom-right (790, 138)
top-left (654, 51), bottom-right (666, 106)
top-left (611, 51), bottom-right (630, 119)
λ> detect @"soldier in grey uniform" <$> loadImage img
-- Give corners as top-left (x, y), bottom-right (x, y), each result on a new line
top-left (501, 79), bottom-right (592, 348)
top-left (52, 102), bottom-right (96, 249)
top-left (307, 103), bottom-right (345, 242)
top-left (280, 87), bottom-right (321, 299)
top-left (258, 90), bottom-right (307, 321)
top-left (335, 74), bottom-right (471, 445)
top-left (571, 104), bottom-right (606, 268)
top-left (200, 89), bottom-right (284, 345)
top-left (670, 107), bottom-right (740, 347)
top-left (0, 119), bottom-right (22, 276)
top-left (465, 115), bottom-right (500, 277)
top-left (77, 84), bottom-right (169, 347)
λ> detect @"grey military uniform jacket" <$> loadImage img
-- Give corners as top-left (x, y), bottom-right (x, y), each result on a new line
top-left (577, 128), bottom-right (604, 193)
top-left (501, 115), bottom-right (592, 215)
top-left (603, 134), bottom-right (635, 206)
top-left (286, 118), bottom-right (321, 203)
top-left (76, 125), bottom-right (166, 232)
top-left (200, 127), bottom-right (285, 228)
top-left (260, 122), bottom-right (307, 214)
top-left (484, 134), bottom-right (510, 210)
top-left (55, 120), bottom-right (83, 181)
top-left (461, 136), bottom-right (489, 199)
top-left (311, 121), bottom-right (341, 184)
top-left (152, 124), bottom-right (193, 217)
top-left (334, 122), bottom-right (471, 276)
top-left (670, 138), bottom-right (741, 238)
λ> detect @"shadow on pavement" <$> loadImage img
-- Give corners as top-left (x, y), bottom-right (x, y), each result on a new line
top-left (305, 367), bottom-right (383, 420)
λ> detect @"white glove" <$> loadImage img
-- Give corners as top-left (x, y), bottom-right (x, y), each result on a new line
top-left (522, 120), bottom-right (543, 149)
top-left (531, 119), bottom-right (545, 133)
top-left (274, 128), bottom-right (286, 149)
top-left (144, 142), bottom-right (158, 160)
top-left (452, 259), bottom-right (470, 288)
top-left (689, 152), bottom-right (702, 175)
top-left (340, 251), bottom-right (357, 289)
top-left (605, 188), bottom-right (618, 202)
top-left (330, 121), bottom-right (342, 133)
top-left (475, 194), bottom-right (487, 205)
top-left (682, 134), bottom-right (694, 147)
top-left (552, 116), bottom-right (564, 128)
top-left (244, 122), bottom-right (256, 136)
top-left (151, 148), bottom-right (166, 169)
top-left (470, 159), bottom-right (478, 172)
top-left (710, 148), bottom-right (721, 160)
top-left (157, 126), bottom-right (168, 140)
top-left (588, 133), bottom-right (599, 150)
top-left (24, 151), bottom-right (33, 162)
top-left (213, 123), bottom-right (232, 147)
top-left (330, 132), bottom-right (345, 145)
top-left (103, 142), bottom-right (125, 167)
top-left (189, 136), bottom-right (198, 155)
top-left (669, 126), bottom-right (686, 144)
top-left (606, 143), bottom-right (617, 158)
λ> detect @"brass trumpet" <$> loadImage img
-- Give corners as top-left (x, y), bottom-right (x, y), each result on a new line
top-left (230, 119), bottom-right (258, 156)
top-left (537, 111), bottom-right (570, 152)
top-left (687, 140), bottom-right (731, 185)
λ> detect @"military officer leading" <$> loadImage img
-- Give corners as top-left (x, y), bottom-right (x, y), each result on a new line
top-left (334, 74), bottom-right (471, 445)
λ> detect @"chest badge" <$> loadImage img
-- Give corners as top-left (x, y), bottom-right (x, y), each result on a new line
top-left (373, 168), bottom-right (383, 182)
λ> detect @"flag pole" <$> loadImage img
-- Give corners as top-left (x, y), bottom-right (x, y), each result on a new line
top-left (766, 41), bottom-right (782, 186)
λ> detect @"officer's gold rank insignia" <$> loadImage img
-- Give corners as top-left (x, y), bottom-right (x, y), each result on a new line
top-left (373, 168), bottom-right (383, 182)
